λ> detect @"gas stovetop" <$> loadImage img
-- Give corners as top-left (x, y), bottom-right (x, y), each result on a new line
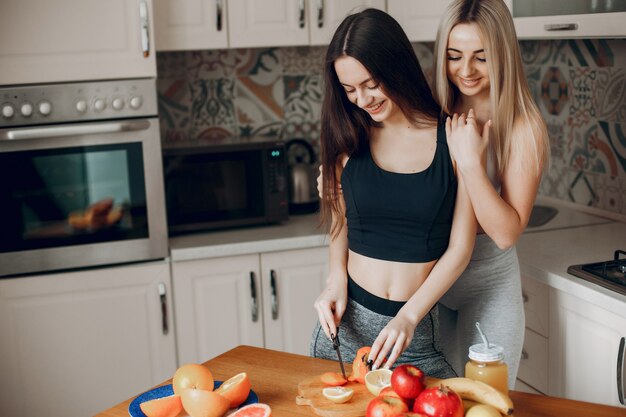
top-left (568, 250), bottom-right (626, 296)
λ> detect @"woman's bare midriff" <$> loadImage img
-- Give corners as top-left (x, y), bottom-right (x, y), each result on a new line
top-left (347, 250), bottom-right (437, 301)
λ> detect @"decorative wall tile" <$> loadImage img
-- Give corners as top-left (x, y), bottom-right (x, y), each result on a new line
top-left (539, 165), bottom-right (571, 200)
top-left (282, 46), bottom-right (325, 75)
top-left (236, 48), bottom-right (282, 82)
top-left (595, 68), bottom-right (626, 123)
top-left (235, 75), bottom-right (285, 138)
top-left (598, 121), bottom-right (626, 177)
top-left (188, 77), bottom-right (237, 140)
top-left (568, 169), bottom-right (598, 206)
top-left (568, 39), bottom-right (614, 67)
top-left (283, 75), bottom-right (323, 143)
top-left (568, 67), bottom-right (596, 120)
top-left (412, 42), bottom-right (435, 83)
top-left (157, 78), bottom-right (191, 142)
top-left (570, 123), bottom-right (617, 176)
top-left (608, 39), bottom-right (626, 67)
top-left (156, 52), bottom-right (187, 78)
top-left (186, 49), bottom-right (244, 79)
top-left (525, 66), bottom-right (542, 105)
top-left (594, 173), bottom-right (624, 212)
top-left (520, 40), bottom-right (570, 66)
top-left (541, 67), bottom-right (569, 116)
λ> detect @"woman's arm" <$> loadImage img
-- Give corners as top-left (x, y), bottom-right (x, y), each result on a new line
top-left (447, 110), bottom-right (545, 249)
top-left (368, 154), bottom-right (477, 369)
top-left (313, 157), bottom-right (349, 340)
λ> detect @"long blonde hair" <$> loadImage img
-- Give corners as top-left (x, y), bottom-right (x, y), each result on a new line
top-left (433, 0), bottom-right (549, 176)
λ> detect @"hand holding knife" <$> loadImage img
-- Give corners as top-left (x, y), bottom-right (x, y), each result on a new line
top-left (330, 328), bottom-right (347, 380)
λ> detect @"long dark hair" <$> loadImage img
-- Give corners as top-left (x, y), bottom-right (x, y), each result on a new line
top-left (320, 8), bottom-right (441, 236)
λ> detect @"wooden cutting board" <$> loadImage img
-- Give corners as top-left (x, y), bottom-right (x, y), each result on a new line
top-left (296, 374), bottom-right (373, 417)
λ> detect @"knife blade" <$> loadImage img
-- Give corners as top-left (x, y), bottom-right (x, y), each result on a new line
top-left (330, 330), bottom-right (347, 380)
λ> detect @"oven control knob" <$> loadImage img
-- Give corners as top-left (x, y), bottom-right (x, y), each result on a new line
top-left (76, 100), bottom-right (88, 113)
top-left (129, 95), bottom-right (143, 109)
top-left (21, 102), bottom-right (33, 117)
top-left (38, 100), bottom-right (52, 116)
top-left (93, 98), bottom-right (106, 112)
top-left (112, 97), bottom-right (124, 110)
top-left (1, 104), bottom-right (15, 118)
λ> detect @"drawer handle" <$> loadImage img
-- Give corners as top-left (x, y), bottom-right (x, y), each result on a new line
top-left (522, 293), bottom-right (529, 303)
top-left (618, 337), bottom-right (625, 405)
top-left (139, 0), bottom-right (151, 57)
top-left (521, 350), bottom-right (529, 360)
top-left (250, 272), bottom-right (259, 322)
top-left (544, 23), bottom-right (578, 31)
top-left (216, 0), bottom-right (223, 31)
top-left (317, 0), bottom-right (324, 28)
top-left (158, 282), bottom-right (168, 335)
top-left (270, 270), bottom-right (279, 320)
top-left (298, 0), bottom-right (305, 28)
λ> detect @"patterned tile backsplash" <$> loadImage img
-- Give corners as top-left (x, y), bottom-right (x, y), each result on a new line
top-left (157, 39), bottom-right (626, 216)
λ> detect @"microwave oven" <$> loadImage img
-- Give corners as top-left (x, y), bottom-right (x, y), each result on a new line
top-left (162, 138), bottom-right (289, 234)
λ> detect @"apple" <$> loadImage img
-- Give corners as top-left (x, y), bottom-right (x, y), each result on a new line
top-left (379, 386), bottom-right (413, 409)
top-left (412, 386), bottom-right (463, 417)
top-left (390, 364), bottom-right (426, 400)
top-left (366, 395), bottom-right (409, 417)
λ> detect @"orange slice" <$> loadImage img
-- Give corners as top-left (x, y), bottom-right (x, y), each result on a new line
top-left (139, 394), bottom-right (183, 417)
top-left (322, 386), bottom-right (354, 404)
top-left (215, 372), bottom-right (251, 408)
top-left (364, 368), bottom-right (392, 396)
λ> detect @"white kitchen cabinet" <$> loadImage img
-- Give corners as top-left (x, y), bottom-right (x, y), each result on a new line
top-left (387, 0), bottom-right (454, 42)
top-left (228, 0), bottom-right (385, 48)
top-left (548, 288), bottom-right (626, 408)
top-left (510, 0), bottom-right (626, 39)
top-left (0, 261), bottom-right (176, 417)
top-left (154, 0), bottom-right (228, 51)
top-left (172, 246), bottom-right (328, 364)
top-left (0, 0), bottom-right (156, 86)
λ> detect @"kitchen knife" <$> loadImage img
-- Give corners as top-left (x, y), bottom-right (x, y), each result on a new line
top-left (330, 330), bottom-right (347, 380)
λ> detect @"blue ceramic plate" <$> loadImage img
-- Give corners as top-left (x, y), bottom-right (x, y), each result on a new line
top-left (128, 381), bottom-right (258, 417)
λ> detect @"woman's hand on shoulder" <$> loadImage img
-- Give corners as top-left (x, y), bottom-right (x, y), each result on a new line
top-left (368, 313), bottom-right (416, 370)
top-left (317, 164), bottom-right (343, 199)
top-left (313, 271), bottom-right (348, 339)
top-left (446, 109), bottom-right (491, 171)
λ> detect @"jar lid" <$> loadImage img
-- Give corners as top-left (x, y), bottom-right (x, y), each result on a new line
top-left (468, 343), bottom-right (504, 362)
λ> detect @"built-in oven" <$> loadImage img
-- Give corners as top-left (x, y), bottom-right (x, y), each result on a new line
top-left (0, 78), bottom-right (167, 277)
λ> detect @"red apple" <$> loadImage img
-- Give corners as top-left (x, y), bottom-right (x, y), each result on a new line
top-left (366, 395), bottom-right (409, 417)
top-left (380, 386), bottom-right (413, 409)
top-left (390, 364), bottom-right (426, 400)
top-left (412, 386), bottom-right (463, 417)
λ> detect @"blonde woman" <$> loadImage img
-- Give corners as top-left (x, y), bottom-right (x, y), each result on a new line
top-left (434, 0), bottom-right (549, 388)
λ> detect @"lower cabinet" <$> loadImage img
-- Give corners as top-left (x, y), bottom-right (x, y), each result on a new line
top-left (0, 261), bottom-right (177, 417)
top-left (172, 246), bottom-right (329, 364)
top-left (548, 288), bottom-right (626, 408)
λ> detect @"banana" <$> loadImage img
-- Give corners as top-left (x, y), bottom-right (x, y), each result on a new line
top-left (426, 377), bottom-right (514, 415)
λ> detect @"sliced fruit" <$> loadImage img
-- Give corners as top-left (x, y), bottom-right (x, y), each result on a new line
top-left (349, 346), bottom-right (372, 384)
top-left (228, 403), bottom-right (272, 417)
top-left (215, 372), bottom-right (251, 408)
top-left (172, 363), bottom-right (214, 395)
top-left (364, 368), bottom-right (392, 396)
top-left (320, 372), bottom-right (348, 386)
top-left (139, 394), bottom-right (183, 417)
top-left (322, 386), bottom-right (354, 404)
top-left (180, 388), bottom-right (229, 417)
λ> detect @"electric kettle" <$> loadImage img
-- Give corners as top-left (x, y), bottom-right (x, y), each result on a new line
top-left (285, 138), bottom-right (319, 214)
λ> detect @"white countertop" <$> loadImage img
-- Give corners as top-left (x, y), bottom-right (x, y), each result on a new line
top-left (517, 221), bottom-right (626, 317)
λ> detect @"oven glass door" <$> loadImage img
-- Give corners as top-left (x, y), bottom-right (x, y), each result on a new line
top-left (0, 118), bottom-right (167, 277)
top-left (0, 143), bottom-right (148, 252)
top-left (164, 149), bottom-right (265, 231)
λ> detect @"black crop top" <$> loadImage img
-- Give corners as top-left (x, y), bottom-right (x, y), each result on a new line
top-left (341, 122), bottom-right (457, 263)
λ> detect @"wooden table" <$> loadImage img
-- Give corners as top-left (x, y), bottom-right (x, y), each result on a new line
top-left (95, 345), bottom-right (625, 417)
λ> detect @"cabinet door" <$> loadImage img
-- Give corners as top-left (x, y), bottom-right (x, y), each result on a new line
top-left (0, 261), bottom-right (176, 417)
top-left (0, 0), bottom-right (156, 85)
top-left (260, 246), bottom-right (328, 355)
top-left (172, 255), bottom-right (265, 364)
top-left (548, 288), bottom-right (626, 407)
top-left (308, 0), bottom-right (386, 45)
top-left (154, 0), bottom-right (228, 51)
top-left (387, 0), bottom-right (454, 42)
top-left (228, 0), bottom-right (309, 48)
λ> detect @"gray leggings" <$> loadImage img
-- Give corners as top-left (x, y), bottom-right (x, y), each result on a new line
top-left (310, 283), bottom-right (456, 378)
top-left (439, 233), bottom-right (525, 388)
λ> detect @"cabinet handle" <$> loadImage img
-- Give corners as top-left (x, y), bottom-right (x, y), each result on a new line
top-left (298, 0), bottom-right (305, 29)
top-left (544, 23), bottom-right (578, 31)
top-left (139, 0), bottom-right (151, 57)
top-left (521, 350), bottom-right (529, 360)
top-left (317, 0), bottom-right (324, 28)
top-left (250, 272), bottom-right (259, 323)
top-left (618, 337), bottom-right (625, 405)
top-left (216, 0), bottom-right (223, 31)
top-left (270, 270), bottom-right (279, 320)
top-left (522, 292), bottom-right (528, 303)
top-left (158, 282), bottom-right (168, 335)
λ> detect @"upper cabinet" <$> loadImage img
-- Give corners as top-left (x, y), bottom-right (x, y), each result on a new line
top-left (387, 0), bottom-right (455, 42)
top-left (154, 0), bottom-right (228, 51)
top-left (511, 0), bottom-right (626, 39)
top-left (154, 0), bottom-right (385, 50)
top-left (0, 0), bottom-right (156, 86)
